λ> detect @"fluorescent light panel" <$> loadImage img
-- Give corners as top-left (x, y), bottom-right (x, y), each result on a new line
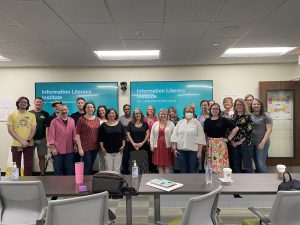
top-left (0, 54), bottom-right (10, 61)
top-left (94, 50), bottom-right (160, 60)
top-left (221, 47), bottom-right (296, 57)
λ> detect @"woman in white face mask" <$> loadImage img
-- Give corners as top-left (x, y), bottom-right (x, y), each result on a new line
top-left (171, 105), bottom-right (206, 173)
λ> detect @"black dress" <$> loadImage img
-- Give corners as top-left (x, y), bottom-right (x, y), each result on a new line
top-left (127, 121), bottom-right (149, 174)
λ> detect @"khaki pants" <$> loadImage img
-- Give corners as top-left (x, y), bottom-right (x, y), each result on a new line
top-left (104, 152), bottom-right (123, 173)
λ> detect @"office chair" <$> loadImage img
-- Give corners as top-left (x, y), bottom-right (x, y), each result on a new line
top-left (0, 180), bottom-right (47, 225)
top-left (156, 185), bottom-right (222, 225)
top-left (242, 190), bottom-right (300, 225)
top-left (44, 191), bottom-right (112, 225)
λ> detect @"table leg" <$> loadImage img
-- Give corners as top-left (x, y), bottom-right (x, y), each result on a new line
top-left (126, 195), bottom-right (132, 225)
top-left (154, 194), bottom-right (160, 222)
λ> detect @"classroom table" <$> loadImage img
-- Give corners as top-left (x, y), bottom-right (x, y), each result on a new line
top-left (138, 173), bottom-right (300, 222)
top-left (1, 175), bottom-right (140, 225)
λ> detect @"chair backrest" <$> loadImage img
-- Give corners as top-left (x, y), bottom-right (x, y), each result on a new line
top-left (269, 190), bottom-right (300, 225)
top-left (45, 191), bottom-right (109, 225)
top-left (0, 180), bottom-right (47, 224)
top-left (180, 185), bottom-right (222, 225)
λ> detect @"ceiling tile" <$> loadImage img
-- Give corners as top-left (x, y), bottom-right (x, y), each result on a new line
top-left (84, 39), bottom-right (125, 51)
top-left (267, 0), bottom-right (300, 21)
top-left (234, 37), bottom-right (300, 48)
top-left (107, 0), bottom-right (164, 22)
top-left (0, 25), bottom-right (38, 41)
top-left (44, 0), bottom-right (113, 24)
top-left (204, 21), bottom-right (254, 38)
top-left (161, 38), bottom-right (200, 50)
top-left (247, 21), bottom-right (298, 38)
top-left (217, 0), bottom-right (284, 21)
top-left (165, 0), bottom-right (224, 22)
top-left (163, 22), bottom-right (210, 38)
top-left (0, 1), bottom-right (63, 25)
top-left (117, 23), bottom-right (162, 39)
top-left (70, 24), bottom-right (120, 39)
top-left (42, 40), bottom-right (90, 54)
top-left (124, 40), bottom-right (160, 50)
top-left (197, 37), bottom-right (237, 49)
top-left (24, 24), bottom-right (79, 41)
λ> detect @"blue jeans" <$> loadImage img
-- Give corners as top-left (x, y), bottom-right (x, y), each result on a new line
top-left (178, 150), bottom-right (198, 173)
top-left (53, 153), bottom-right (75, 175)
top-left (253, 141), bottom-right (270, 173)
top-left (231, 145), bottom-right (254, 173)
top-left (82, 149), bottom-right (98, 175)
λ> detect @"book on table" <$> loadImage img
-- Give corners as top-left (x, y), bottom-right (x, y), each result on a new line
top-left (150, 178), bottom-right (176, 188)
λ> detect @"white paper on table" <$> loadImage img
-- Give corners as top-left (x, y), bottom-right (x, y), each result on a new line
top-left (146, 181), bottom-right (184, 192)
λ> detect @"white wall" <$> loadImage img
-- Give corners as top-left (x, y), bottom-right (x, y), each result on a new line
top-left (0, 63), bottom-right (297, 170)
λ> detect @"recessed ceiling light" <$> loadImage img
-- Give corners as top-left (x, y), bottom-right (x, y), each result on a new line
top-left (213, 43), bottom-right (219, 46)
top-left (0, 54), bottom-right (10, 61)
top-left (93, 50), bottom-right (160, 60)
top-left (221, 47), bottom-right (296, 57)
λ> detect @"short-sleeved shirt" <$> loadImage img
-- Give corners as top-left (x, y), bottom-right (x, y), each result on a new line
top-left (204, 117), bottom-right (236, 138)
top-left (98, 122), bottom-right (126, 153)
top-left (127, 121), bottom-right (149, 150)
top-left (76, 116), bottom-right (100, 151)
top-left (119, 115), bottom-right (131, 129)
top-left (71, 111), bottom-right (85, 125)
top-left (7, 111), bottom-right (37, 146)
top-left (29, 110), bottom-right (49, 140)
top-left (251, 113), bottom-right (273, 145)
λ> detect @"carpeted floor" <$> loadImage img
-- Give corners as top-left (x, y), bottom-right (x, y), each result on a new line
top-left (108, 195), bottom-right (270, 225)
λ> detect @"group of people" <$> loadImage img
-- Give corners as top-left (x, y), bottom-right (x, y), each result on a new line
top-left (6, 94), bottom-right (272, 176)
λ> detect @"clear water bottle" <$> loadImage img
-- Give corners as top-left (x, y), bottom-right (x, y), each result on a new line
top-left (132, 160), bottom-right (139, 178)
top-left (12, 162), bottom-right (19, 180)
top-left (205, 165), bottom-right (212, 184)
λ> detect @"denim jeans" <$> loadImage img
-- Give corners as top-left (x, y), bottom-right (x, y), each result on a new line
top-left (53, 153), bottom-right (75, 175)
top-left (82, 149), bottom-right (98, 175)
top-left (231, 145), bottom-right (254, 173)
top-left (178, 150), bottom-right (198, 173)
top-left (253, 141), bottom-right (270, 173)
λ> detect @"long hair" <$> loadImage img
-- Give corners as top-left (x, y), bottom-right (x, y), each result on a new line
top-left (233, 98), bottom-right (247, 116)
top-left (132, 108), bottom-right (144, 124)
top-left (209, 103), bottom-right (221, 117)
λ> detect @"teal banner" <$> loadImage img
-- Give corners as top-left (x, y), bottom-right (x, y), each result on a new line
top-left (130, 81), bottom-right (213, 117)
top-left (35, 82), bottom-right (118, 114)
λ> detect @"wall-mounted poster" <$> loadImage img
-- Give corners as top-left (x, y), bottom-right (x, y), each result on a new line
top-left (35, 82), bottom-right (118, 114)
top-left (0, 96), bottom-right (14, 121)
top-left (267, 91), bottom-right (293, 120)
top-left (130, 80), bottom-right (213, 117)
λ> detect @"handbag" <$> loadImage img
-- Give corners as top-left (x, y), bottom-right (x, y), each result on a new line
top-left (92, 171), bottom-right (128, 197)
top-left (278, 171), bottom-right (300, 191)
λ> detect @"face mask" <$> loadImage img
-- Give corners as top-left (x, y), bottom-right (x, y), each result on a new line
top-left (185, 112), bottom-right (193, 119)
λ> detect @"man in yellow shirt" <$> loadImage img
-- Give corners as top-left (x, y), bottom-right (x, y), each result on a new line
top-left (7, 96), bottom-right (37, 176)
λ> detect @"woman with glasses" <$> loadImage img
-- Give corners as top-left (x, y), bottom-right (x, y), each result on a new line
top-left (127, 108), bottom-right (150, 174)
top-left (204, 103), bottom-right (239, 173)
top-left (231, 99), bottom-right (254, 173)
top-left (171, 105), bottom-right (206, 173)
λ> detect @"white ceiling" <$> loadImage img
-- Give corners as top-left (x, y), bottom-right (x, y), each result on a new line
top-left (0, 0), bottom-right (299, 67)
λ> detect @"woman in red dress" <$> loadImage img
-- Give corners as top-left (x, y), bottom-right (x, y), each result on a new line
top-left (150, 109), bottom-right (175, 174)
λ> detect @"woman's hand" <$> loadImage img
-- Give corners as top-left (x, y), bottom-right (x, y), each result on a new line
top-left (79, 148), bottom-right (84, 157)
top-left (258, 142), bottom-right (265, 150)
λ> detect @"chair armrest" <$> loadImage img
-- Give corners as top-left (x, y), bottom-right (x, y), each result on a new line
top-left (155, 221), bottom-right (168, 225)
top-left (248, 207), bottom-right (270, 224)
top-left (36, 219), bottom-right (43, 225)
